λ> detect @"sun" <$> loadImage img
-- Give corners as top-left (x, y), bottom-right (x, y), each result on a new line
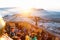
top-left (19, 6), bottom-right (32, 17)
top-left (20, 8), bottom-right (31, 17)
top-left (21, 7), bottom-right (31, 13)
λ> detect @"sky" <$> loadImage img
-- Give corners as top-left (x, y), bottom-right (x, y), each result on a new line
top-left (0, 0), bottom-right (60, 10)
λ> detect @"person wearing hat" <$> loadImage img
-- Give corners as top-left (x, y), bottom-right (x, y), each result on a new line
top-left (9, 27), bottom-right (16, 38)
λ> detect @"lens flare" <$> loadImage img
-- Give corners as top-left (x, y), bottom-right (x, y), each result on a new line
top-left (0, 15), bottom-right (5, 37)
top-left (0, 16), bottom-right (5, 29)
top-left (20, 7), bottom-right (32, 17)
top-left (0, 37), bottom-right (4, 40)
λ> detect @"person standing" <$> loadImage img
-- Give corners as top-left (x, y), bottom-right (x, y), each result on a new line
top-left (9, 27), bottom-right (16, 38)
top-left (25, 32), bottom-right (31, 40)
top-left (31, 33), bottom-right (37, 40)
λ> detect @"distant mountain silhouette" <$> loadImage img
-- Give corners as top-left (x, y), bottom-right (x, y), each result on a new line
top-left (31, 9), bottom-right (60, 22)
top-left (3, 8), bottom-right (60, 23)
top-left (3, 14), bottom-right (35, 25)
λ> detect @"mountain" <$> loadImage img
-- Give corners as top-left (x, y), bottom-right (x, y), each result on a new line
top-left (31, 9), bottom-right (60, 37)
top-left (3, 9), bottom-right (60, 37)
top-left (31, 9), bottom-right (60, 22)
top-left (1, 8), bottom-right (60, 23)
top-left (0, 7), bottom-right (14, 10)
top-left (3, 14), bottom-right (35, 25)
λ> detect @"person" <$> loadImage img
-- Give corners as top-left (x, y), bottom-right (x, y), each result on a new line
top-left (37, 32), bottom-right (42, 40)
top-left (0, 33), bottom-right (13, 40)
top-left (5, 23), bottom-right (11, 34)
top-left (19, 31), bottom-right (25, 40)
top-left (17, 33), bottom-right (21, 40)
top-left (42, 32), bottom-right (48, 40)
top-left (25, 32), bottom-right (31, 40)
top-left (0, 15), bottom-right (13, 40)
top-left (31, 33), bottom-right (37, 40)
top-left (9, 27), bottom-right (16, 38)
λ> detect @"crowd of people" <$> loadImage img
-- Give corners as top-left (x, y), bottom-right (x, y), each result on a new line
top-left (4, 22), bottom-right (58, 40)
